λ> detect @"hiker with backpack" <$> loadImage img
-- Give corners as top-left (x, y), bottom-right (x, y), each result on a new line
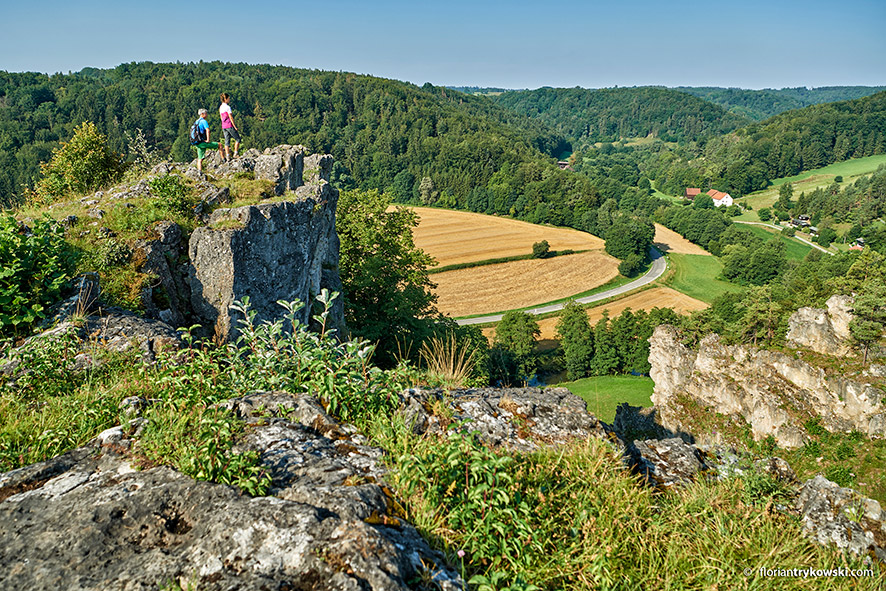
top-left (219, 93), bottom-right (241, 161)
top-left (190, 108), bottom-right (219, 174)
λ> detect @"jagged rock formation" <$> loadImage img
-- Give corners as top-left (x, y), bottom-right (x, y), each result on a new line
top-left (787, 294), bottom-right (854, 356)
top-left (402, 387), bottom-right (613, 451)
top-left (0, 390), bottom-right (463, 591)
top-left (188, 147), bottom-right (344, 341)
top-left (648, 325), bottom-right (886, 448)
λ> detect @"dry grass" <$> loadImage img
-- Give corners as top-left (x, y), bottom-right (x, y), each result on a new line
top-left (653, 223), bottom-right (711, 256)
top-left (401, 206), bottom-right (605, 268)
top-left (482, 287), bottom-right (708, 343)
top-left (433, 251), bottom-right (620, 318)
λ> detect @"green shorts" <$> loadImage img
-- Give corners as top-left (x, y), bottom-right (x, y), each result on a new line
top-left (195, 142), bottom-right (219, 159)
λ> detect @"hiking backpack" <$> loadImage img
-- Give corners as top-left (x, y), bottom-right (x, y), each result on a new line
top-left (189, 119), bottom-right (206, 145)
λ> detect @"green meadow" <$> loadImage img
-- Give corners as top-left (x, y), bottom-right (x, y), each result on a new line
top-left (738, 223), bottom-right (815, 260)
top-left (555, 375), bottom-right (654, 423)
top-left (662, 253), bottom-right (742, 304)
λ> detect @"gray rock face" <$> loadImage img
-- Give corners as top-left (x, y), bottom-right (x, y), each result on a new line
top-left (402, 387), bottom-right (612, 452)
top-left (787, 294), bottom-right (854, 356)
top-left (0, 391), bottom-right (463, 591)
top-left (188, 185), bottom-right (343, 341)
top-left (796, 475), bottom-right (886, 562)
top-left (648, 325), bottom-right (886, 448)
top-left (135, 222), bottom-right (191, 328)
top-left (254, 145), bottom-right (306, 195)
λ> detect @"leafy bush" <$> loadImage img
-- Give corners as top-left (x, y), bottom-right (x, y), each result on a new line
top-left (531, 240), bottom-right (550, 259)
top-left (399, 430), bottom-right (540, 568)
top-left (618, 253), bottom-right (645, 277)
top-left (0, 215), bottom-right (77, 334)
top-left (34, 122), bottom-right (124, 202)
top-left (148, 174), bottom-right (194, 217)
top-left (757, 208), bottom-right (772, 221)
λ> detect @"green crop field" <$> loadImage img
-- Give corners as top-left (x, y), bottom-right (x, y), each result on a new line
top-left (555, 375), bottom-right (654, 423)
top-left (662, 253), bottom-right (742, 303)
top-left (738, 223), bottom-right (814, 260)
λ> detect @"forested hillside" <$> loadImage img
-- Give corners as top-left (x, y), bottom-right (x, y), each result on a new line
top-left (677, 86), bottom-right (886, 121)
top-left (652, 91), bottom-right (886, 196)
top-left (0, 62), bottom-right (570, 206)
top-left (491, 86), bottom-right (750, 146)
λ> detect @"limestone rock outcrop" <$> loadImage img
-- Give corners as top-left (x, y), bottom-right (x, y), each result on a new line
top-left (188, 152), bottom-right (343, 341)
top-left (402, 387), bottom-right (613, 451)
top-left (0, 390), bottom-right (463, 591)
top-left (648, 325), bottom-right (886, 448)
top-left (787, 294), bottom-right (854, 356)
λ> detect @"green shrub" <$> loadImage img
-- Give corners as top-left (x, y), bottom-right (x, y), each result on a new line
top-left (758, 208), bottom-right (772, 221)
top-left (618, 253), bottom-right (645, 277)
top-left (0, 215), bottom-right (77, 335)
top-left (34, 122), bottom-right (124, 202)
top-left (531, 240), bottom-right (550, 259)
top-left (148, 174), bottom-right (194, 217)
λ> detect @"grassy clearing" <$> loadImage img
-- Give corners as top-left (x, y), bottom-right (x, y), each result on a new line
top-left (662, 253), bottom-right (742, 304)
top-left (738, 154), bottom-right (886, 217)
top-left (739, 223), bottom-right (814, 260)
top-left (554, 375), bottom-right (654, 423)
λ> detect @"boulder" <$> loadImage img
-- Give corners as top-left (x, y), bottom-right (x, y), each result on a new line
top-left (628, 437), bottom-right (711, 488)
top-left (0, 390), bottom-right (463, 591)
top-left (254, 145), bottom-right (306, 195)
top-left (796, 475), bottom-right (886, 562)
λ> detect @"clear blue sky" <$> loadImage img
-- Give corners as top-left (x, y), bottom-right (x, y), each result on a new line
top-left (3, 0), bottom-right (884, 89)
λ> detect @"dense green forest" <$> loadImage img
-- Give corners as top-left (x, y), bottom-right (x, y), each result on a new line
top-left (0, 62), bottom-right (571, 207)
top-left (491, 86), bottom-right (750, 146)
top-left (677, 86), bottom-right (886, 121)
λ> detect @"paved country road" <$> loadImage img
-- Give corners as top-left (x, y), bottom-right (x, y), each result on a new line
top-left (734, 221), bottom-right (834, 255)
top-left (456, 247), bottom-right (667, 326)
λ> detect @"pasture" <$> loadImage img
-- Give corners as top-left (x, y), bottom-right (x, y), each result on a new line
top-left (663, 253), bottom-right (742, 304)
top-left (737, 154), bottom-right (886, 219)
top-left (404, 206), bottom-right (604, 268)
top-left (738, 223), bottom-right (814, 260)
top-left (554, 375), bottom-right (654, 423)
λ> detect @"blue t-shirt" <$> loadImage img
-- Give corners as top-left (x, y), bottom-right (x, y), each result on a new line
top-left (196, 118), bottom-right (209, 133)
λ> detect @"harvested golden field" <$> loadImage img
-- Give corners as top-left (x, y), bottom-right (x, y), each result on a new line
top-left (653, 224), bottom-right (710, 256)
top-left (481, 287), bottom-right (708, 343)
top-left (402, 206), bottom-right (605, 267)
top-left (434, 251), bottom-right (620, 318)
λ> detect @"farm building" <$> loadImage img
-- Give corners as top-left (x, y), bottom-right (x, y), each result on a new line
top-left (706, 189), bottom-right (733, 207)
top-left (684, 188), bottom-right (702, 200)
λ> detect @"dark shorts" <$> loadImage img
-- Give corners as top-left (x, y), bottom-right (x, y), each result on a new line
top-left (223, 127), bottom-right (241, 146)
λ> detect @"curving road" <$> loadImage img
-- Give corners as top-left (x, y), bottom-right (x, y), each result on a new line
top-left (734, 221), bottom-right (834, 255)
top-left (456, 247), bottom-right (667, 326)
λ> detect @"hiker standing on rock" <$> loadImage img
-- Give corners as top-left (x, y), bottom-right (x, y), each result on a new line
top-left (219, 93), bottom-right (241, 162)
top-left (191, 108), bottom-right (219, 174)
